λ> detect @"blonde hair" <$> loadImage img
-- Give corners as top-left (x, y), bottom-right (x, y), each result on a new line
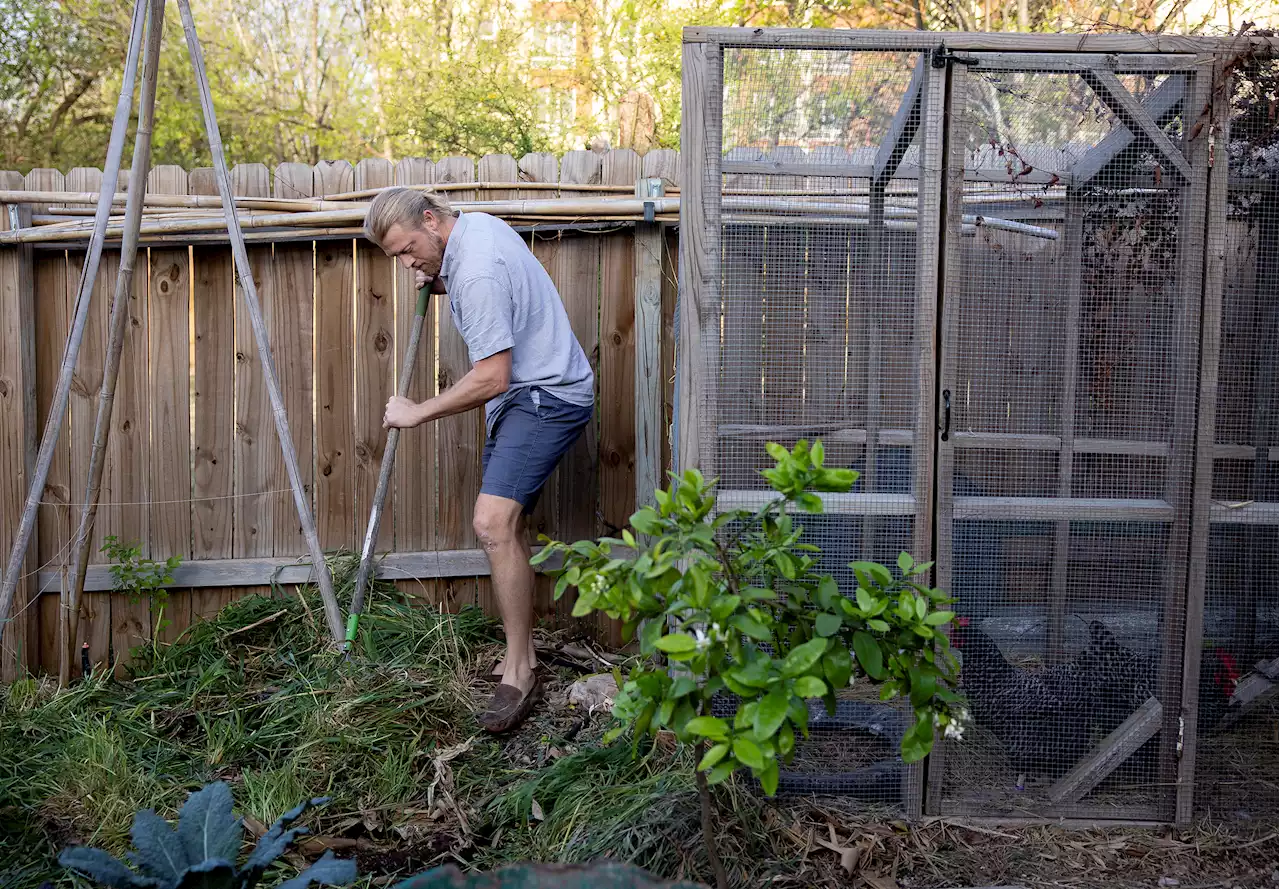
top-left (363, 187), bottom-right (457, 246)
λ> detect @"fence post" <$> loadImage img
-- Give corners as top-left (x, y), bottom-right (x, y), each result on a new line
top-left (0, 185), bottom-right (38, 679)
top-left (634, 177), bottom-right (665, 510)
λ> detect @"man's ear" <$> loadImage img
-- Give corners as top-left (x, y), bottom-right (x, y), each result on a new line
top-left (421, 209), bottom-right (439, 234)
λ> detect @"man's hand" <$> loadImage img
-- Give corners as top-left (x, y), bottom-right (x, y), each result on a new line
top-left (414, 270), bottom-right (447, 294)
top-left (383, 395), bottom-right (425, 429)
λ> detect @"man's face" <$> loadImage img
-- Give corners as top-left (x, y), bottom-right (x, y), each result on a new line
top-left (381, 211), bottom-right (447, 278)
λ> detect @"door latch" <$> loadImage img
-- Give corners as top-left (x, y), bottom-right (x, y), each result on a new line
top-left (932, 44), bottom-right (979, 69)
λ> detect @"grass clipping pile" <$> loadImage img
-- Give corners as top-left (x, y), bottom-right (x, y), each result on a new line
top-left (0, 566), bottom-right (1274, 889)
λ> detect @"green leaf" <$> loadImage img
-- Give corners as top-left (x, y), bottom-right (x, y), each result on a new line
top-left (811, 439), bottom-right (825, 466)
top-left (730, 614), bottom-right (772, 642)
top-left (759, 759), bottom-right (780, 796)
top-left (655, 633), bottom-right (697, 654)
top-left (706, 761), bottom-right (737, 785)
top-left (778, 722), bottom-right (796, 758)
top-left (698, 743), bottom-right (730, 772)
top-left (733, 737), bottom-right (765, 771)
top-left (915, 596), bottom-right (928, 621)
top-left (815, 612), bottom-right (842, 638)
top-left (602, 725), bottom-right (624, 744)
top-left (685, 716), bottom-right (729, 741)
top-left (898, 551), bottom-right (914, 573)
top-left (571, 595), bottom-right (596, 618)
top-left (741, 586), bottom-right (776, 602)
top-left (855, 587), bottom-right (876, 613)
top-left (630, 508), bottom-right (662, 535)
top-left (815, 576), bottom-right (839, 609)
top-left (657, 699), bottom-right (675, 727)
top-left (754, 689), bottom-right (791, 740)
top-left (793, 676), bottom-right (827, 698)
top-left (781, 637), bottom-right (828, 678)
top-left (851, 561), bottom-right (894, 588)
top-left (710, 594), bottom-right (742, 624)
top-left (822, 647), bottom-right (852, 690)
top-left (910, 668), bottom-right (938, 708)
top-left (852, 631), bottom-right (885, 680)
top-left (669, 677), bottom-right (698, 699)
top-left (640, 619), bottom-right (664, 655)
top-left (765, 442), bottom-right (789, 462)
top-left (867, 619), bottom-right (890, 633)
top-left (796, 492), bottom-right (824, 513)
top-left (925, 610), bottom-right (956, 626)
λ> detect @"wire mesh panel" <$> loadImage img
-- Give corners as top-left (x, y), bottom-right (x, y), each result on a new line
top-left (710, 44), bottom-right (942, 811)
top-left (1192, 49), bottom-right (1278, 823)
top-left (932, 58), bottom-right (1205, 820)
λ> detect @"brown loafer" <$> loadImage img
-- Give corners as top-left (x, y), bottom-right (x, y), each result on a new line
top-left (478, 676), bottom-right (542, 734)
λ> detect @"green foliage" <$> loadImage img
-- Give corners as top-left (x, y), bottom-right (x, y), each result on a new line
top-left (58, 780), bottom-right (356, 889)
top-left (101, 536), bottom-right (181, 639)
top-left (532, 441), bottom-right (966, 794)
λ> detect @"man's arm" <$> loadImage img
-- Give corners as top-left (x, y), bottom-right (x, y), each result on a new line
top-left (383, 350), bottom-right (511, 429)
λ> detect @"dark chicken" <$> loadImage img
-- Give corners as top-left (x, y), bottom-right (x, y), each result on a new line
top-left (951, 618), bottom-right (1094, 781)
top-left (953, 617), bottom-right (1243, 787)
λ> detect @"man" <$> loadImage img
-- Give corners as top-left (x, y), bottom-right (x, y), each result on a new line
top-left (363, 187), bottom-right (595, 733)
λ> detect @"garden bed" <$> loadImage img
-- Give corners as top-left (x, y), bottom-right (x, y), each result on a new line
top-left (0, 567), bottom-right (1275, 889)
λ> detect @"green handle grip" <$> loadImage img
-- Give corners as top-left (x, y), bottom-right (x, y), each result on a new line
top-left (345, 612), bottom-right (359, 644)
top-left (415, 284), bottom-right (430, 317)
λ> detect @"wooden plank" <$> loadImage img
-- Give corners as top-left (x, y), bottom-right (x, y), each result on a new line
top-left (189, 167), bottom-right (235, 621)
top-left (1070, 74), bottom-right (1185, 185)
top-left (725, 159), bottom-right (875, 179)
top-left (106, 171), bottom-right (152, 676)
top-left (677, 41), bottom-right (722, 483)
top-left (680, 26), bottom-right (1272, 54)
top-left (641, 150), bottom-right (678, 490)
top-left (873, 54), bottom-right (927, 187)
top-left (634, 181), bottom-right (664, 511)
top-left (1080, 69), bottom-right (1193, 181)
top-left (478, 154), bottom-right (518, 200)
top-left (1047, 195), bottom-right (1086, 665)
top-left (313, 161), bottom-right (354, 552)
top-left (25, 167), bottom-right (71, 675)
top-left (1177, 71), bottom-right (1229, 821)
top-left (974, 53), bottom-right (1199, 72)
top-left (230, 164), bottom-right (274, 610)
top-left (718, 490), bottom-right (916, 516)
top-left (911, 59), bottom-right (948, 821)
top-left (354, 159), bottom-right (396, 556)
top-left (1047, 697), bottom-right (1163, 805)
top-left (37, 546), bottom-right (565, 592)
top-left (65, 167), bottom-right (112, 672)
top-left (598, 149), bottom-right (640, 646)
top-left (145, 165), bottom-right (192, 646)
top-left (952, 496), bottom-right (1174, 521)
top-left (1159, 63), bottom-right (1212, 814)
top-left (0, 183), bottom-right (37, 678)
top-left (433, 156), bottom-right (481, 611)
top-left (391, 158), bottom-right (436, 599)
top-left (554, 151), bottom-right (603, 545)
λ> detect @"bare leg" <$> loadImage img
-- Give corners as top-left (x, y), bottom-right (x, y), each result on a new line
top-left (492, 521), bottom-right (537, 674)
top-left (474, 493), bottom-right (536, 695)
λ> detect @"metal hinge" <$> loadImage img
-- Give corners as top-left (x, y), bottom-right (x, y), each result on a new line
top-left (932, 44), bottom-right (979, 69)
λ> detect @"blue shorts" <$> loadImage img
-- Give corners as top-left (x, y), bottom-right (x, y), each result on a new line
top-left (481, 387), bottom-right (594, 513)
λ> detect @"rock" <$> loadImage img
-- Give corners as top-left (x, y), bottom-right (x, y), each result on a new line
top-left (567, 673), bottom-right (618, 714)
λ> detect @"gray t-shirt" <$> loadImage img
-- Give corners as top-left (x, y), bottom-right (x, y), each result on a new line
top-left (438, 212), bottom-right (595, 434)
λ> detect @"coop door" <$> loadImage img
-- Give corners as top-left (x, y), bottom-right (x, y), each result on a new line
top-left (930, 54), bottom-right (1207, 820)
top-left (691, 44), bottom-right (950, 812)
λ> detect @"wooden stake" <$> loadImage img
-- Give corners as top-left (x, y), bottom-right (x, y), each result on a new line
top-left (0, 0), bottom-right (149, 635)
top-left (66, 0), bottom-right (167, 649)
top-left (176, 0), bottom-right (345, 643)
top-left (346, 285), bottom-right (433, 651)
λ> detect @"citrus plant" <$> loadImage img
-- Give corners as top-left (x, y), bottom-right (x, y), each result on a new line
top-left (533, 440), bottom-right (967, 889)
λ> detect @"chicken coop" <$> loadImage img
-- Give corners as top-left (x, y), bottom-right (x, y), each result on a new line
top-left (676, 27), bottom-right (1278, 824)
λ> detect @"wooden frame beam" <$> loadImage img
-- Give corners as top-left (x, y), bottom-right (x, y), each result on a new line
top-left (1071, 74), bottom-right (1187, 185)
top-left (873, 54), bottom-right (927, 188)
top-left (1081, 69), bottom-right (1193, 181)
top-left (682, 27), bottom-right (1277, 55)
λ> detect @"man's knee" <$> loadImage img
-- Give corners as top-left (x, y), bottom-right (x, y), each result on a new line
top-left (473, 496), bottom-right (522, 550)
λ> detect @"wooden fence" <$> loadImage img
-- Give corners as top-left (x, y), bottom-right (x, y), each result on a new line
top-left (0, 149), bottom-right (680, 678)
